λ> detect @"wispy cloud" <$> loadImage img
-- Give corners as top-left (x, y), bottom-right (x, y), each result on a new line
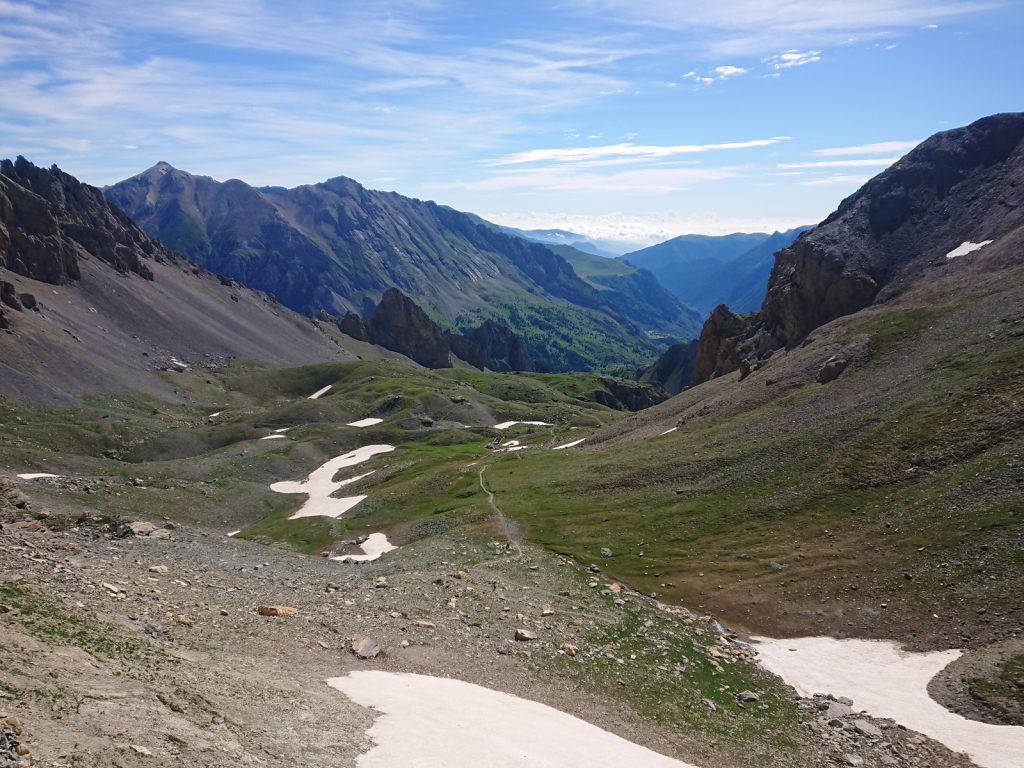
top-left (682, 64), bottom-right (748, 86)
top-left (779, 157), bottom-right (900, 169)
top-left (487, 137), bottom-right (789, 166)
top-left (765, 50), bottom-right (822, 69)
top-left (811, 140), bottom-right (921, 156)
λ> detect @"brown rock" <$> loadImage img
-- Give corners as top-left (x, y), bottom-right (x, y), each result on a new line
top-left (256, 605), bottom-right (298, 617)
top-left (816, 355), bottom-right (849, 384)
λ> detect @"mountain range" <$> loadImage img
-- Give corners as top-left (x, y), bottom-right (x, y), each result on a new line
top-left (104, 165), bottom-right (687, 372)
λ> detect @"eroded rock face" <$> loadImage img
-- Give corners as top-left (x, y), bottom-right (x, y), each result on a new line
top-left (449, 319), bottom-right (531, 372)
top-left (638, 340), bottom-right (698, 395)
top-left (690, 113), bottom-right (1024, 385)
top-left (1, 157), bottom-right (173, 284)
top-left (365, 288), bottom-right (453, 368)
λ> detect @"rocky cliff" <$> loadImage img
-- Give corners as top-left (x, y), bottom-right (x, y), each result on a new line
top-left (2, 156), bottom-right (168, 284)
top-left (340, 288), bottom-right (533, 371)
top-left (690, 113), bottom-right (1024, 386)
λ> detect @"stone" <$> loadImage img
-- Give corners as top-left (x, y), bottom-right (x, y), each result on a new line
top-left (600, 547), bottom-right (613, 557)
top-left (560, 643), bottom-right (578, 657)
top-left (825, 701), bottom-right (853, 719)
top-left (124, 520), bottom-right (159, 537)
top-left (129, 745), bottom-right (153, 756)
top-left (853, 719), bottom-right (882, 738)
top-left (843, 755), bottom-right (864, 767)
top-left (736, 691), bottom-right (760, 703)
top-left (351, 635), bottom-right (381, 659)
top-left (148, 565), bottom-right (169, 574)
top-left (816, 355), bottom-right (849, 384)
top-left (701, 698), bottom-right (717, 711)
top-left (256, 605), bottom-right (297, 617)
top-left (514, 629), bottom-right (536, 642)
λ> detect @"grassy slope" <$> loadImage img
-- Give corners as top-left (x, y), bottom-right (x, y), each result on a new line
top-left (480, 269), bottom-right (1024, 649)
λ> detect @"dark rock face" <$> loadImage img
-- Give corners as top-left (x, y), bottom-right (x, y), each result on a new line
top-left (639, 340), bottom-right (698, 395)
top-left (1, 157), bottom-right (170, 285)
top-left (338, 311), bottom-right (369, 341)
top-left (365, 288), bottom-right (452, 368)
top-left (693, 305), bottom-right (761, 385)
top-left (593, 376), bottom-right (667, 411)
top-left (345, 288), bottom-right (534, 371)
top-left (691, 113), bottom-right (1024, 385)
top-left (1, 281), bottom-right (22, 311)
top-left (451, 320), bottom-right (532, 372)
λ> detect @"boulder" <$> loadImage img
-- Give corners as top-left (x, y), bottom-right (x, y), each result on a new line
top-left (256, 605), bottom-right (298, 617)
top-left (350, 635), bottom-right (381, 659)
top-left (816, 355), bottom-right (849, 384)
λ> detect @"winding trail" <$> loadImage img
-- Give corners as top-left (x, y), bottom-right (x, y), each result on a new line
top-left (479, 465), bottom-right (523, 556)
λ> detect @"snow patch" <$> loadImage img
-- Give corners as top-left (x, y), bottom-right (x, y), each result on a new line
top-left (754, 636), bottom-right (1024, 768)
top-left (271, 445), bottom-right (394, 520)
top-left (208, 411), bottom-right (223, 418)
top-left (554, 438), bottom-right (586, 450)
top-left (945, 240), bottom-right (993, 259)
top-left (272, 427), bottom-right (291, 433)
top-left (348, 417), bottom-right (384, 428)
top-left (308, 384), bottom-right (333, 400)
top-left (660, 427), bottom-right (678, 436)
top-left (227, 530), bottom-right (241, 537)
top-left (16, 473), bottom-right (60, 480)
top-left (332, 532), bottom-right (397, 563)
top-left (493, 420), bottom-right (551, 430)
top-left (326, 671), bottom-right (697, 767)
top-left (259, 434), bottom-right (287, 440)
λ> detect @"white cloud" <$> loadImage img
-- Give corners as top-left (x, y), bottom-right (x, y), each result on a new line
top-left (779, 157), bottom-right (900, 169)
top-left (480, 210), bottom-right (812, 244)
top-left (812, 140), bottom-right (921, 156)
top-left (712, 65), bottom-right (747, 78)
top-left (487, 137), bottom-right (790, 166)
top-left (765, 49), bottom-right (822, 69)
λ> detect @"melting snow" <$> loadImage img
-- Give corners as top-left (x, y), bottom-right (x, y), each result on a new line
top-left (271, 445), bottom-right (394, 520)
top-left (553, 438), bottom-right (586, 450)
top-left (16, 473), bottom-right (60, 480)
top-left (326, 671), bottom-right (697, 767)
top-left (227, 530), bottom-right (241, 537)
top-left (208, 411), bottom-right (223, 418)
top-left (260, 434), bottom-right (287, 440)
top-left (332, 532), bottom-right (397, 563)
top-left (348, 418), bottom-right (384, 428)
top-left (945, 240), bottom-right (993, 259)
top-left (754, 636), bottom-right (1024, 768)
top-left (493, 420), bottom-right (552, 430)
top-left (660, 427), bottom-right (678, 436)
top-left (308, 384), bottom-right (333, 400)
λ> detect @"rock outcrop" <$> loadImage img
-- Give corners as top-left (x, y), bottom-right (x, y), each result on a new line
top-left (638, 340), bottom-right (698, 395)
top-left (690, 113), bottom-right (1024, 386)
top-left (1, 156), bottom-right (171, 284)
top-left (341, 288), bottom-right (534, 371)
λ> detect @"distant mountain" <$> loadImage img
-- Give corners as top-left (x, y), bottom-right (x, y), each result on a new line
top-left (0, 157), bottom-right (373, 401)
top-left (545, 244), bottom-right (701, 341)
top-left (106, 165), bottom-right (662, 372)
top-left (622, 229), bottom-right (808, 313)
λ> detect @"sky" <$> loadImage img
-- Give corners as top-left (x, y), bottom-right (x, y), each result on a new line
top-left (1, 1), bottom-right (1022, 247)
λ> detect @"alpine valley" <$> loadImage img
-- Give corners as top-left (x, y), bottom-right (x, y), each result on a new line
top-left (1, 112), bottom-right (1023, 768)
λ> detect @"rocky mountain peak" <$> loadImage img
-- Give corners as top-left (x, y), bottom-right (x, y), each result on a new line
top-left (684, 113), bottom-right (1024, 386)
top-left (1, 156), bottom-right (176, 286)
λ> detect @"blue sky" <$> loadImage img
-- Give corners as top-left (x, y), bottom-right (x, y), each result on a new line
top-left (1, 1), bottom-right (1021, 245)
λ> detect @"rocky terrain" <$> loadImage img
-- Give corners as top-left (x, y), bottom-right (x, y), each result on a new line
top-left (0, 475), bottom-right (983, 768)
